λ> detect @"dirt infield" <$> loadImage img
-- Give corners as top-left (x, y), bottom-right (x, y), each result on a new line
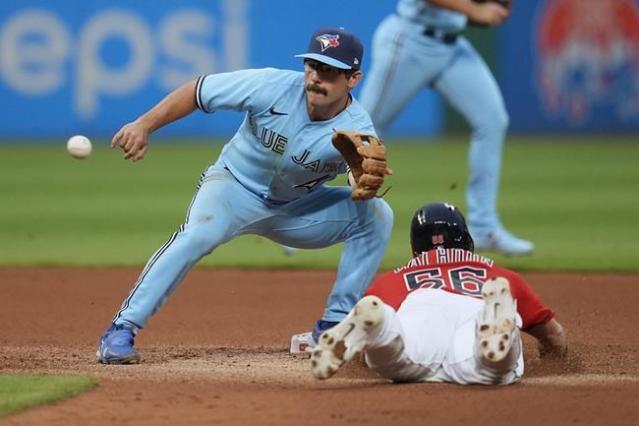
top-left (1, 268), bottom-right (638, 425)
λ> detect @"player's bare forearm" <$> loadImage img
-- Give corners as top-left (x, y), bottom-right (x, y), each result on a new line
top-left (136, 79), bottom-right (198, 133)
top-left (112, 79), bottom-right (198, 161)
top-left (527, 319), bottom-right (568, 358)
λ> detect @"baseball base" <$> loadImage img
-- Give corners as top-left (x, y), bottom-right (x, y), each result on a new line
top-left (289, 331), bottom-right (314, 354)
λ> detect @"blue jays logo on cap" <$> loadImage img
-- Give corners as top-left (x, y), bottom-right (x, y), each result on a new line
top-left (316, 34), bottom-right (340, 52)
top-left (295, 27), bottom-right (363, 71)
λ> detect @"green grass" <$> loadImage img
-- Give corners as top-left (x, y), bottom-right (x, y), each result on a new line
top-left (0, 374), bottom-right (96, 418)
top-left (0, 136), bottom-right (637, 271)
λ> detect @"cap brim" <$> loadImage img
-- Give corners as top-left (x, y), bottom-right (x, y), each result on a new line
top-left (295, 53), bottom-right (352, 70)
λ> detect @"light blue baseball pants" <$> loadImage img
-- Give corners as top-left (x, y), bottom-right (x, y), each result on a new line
top-left (113, 163), bottom-right (393, 329)
top-left (360, 14), bottom-right (509, 232)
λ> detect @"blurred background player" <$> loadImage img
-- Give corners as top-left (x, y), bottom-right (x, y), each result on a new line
top-left (97, 27), bottom-right (393, 364)
top-left (359, 0), bottom-right (534, 255)
top-left (311, 202), bottom-right (566, 384)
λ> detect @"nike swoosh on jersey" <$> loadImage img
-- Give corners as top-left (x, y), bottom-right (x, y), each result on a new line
top-left (269, 107), bottom-right (288, 115)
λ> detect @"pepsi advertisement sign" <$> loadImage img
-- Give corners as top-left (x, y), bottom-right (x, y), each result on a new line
top-left (500, 0), bottom-right (639, 132)
top-left (0, 0), bottom-right (439, 139)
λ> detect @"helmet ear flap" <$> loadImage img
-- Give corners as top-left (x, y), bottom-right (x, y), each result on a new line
top-left (455, 209), bottom-right (474, 252)
top-left (466, 232), bottom-right (475, 252)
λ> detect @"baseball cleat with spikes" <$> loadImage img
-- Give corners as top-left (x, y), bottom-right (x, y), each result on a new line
top-left (311, 295), bottom-right (385, 380)
top-left (476, 277), bottom-right (517, 363)
top-left (97, 323), bottom-right (141, 364)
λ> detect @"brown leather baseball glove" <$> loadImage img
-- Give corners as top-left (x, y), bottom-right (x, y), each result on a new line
top-left (331, 130), bottom-right (393, 201)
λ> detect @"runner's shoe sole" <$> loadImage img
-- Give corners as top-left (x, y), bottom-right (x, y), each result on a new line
top-left (311, 295), bottom-right (385, 380)
top-left (477, 277), bottom-right (517, 363)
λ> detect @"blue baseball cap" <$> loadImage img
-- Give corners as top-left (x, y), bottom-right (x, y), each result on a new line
top-left (295, 27), bottom-right (363, 71)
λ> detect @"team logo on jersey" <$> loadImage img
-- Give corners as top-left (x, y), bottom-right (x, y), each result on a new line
top-left (536, 0), bottom-right (639, 123)
top-left (260, 127), bottom-right (288, 155)
top-left (292, 150), bottom-right (341, 173)
top-left (292, 150), bottom-right (320, 172)
top-left (316, 34), bottom-right (340, 52)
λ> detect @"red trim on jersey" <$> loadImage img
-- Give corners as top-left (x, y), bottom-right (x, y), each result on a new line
top-left (365, 248), bottom-right (555, 330)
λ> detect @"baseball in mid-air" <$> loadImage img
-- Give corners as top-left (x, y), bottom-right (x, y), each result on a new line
top-left (66, 135), bottom-right (92, 159)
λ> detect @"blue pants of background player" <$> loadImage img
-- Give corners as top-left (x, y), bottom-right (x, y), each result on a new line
top-left (360, 15), bottom-right (532, 255)
top-left (112, 163), bottom-right (393, 330)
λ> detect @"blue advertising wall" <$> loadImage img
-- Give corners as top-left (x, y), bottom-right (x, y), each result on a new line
top-left (0, 0), bottom-right (441, 139)
top-left (499, 0), bottom-right (639, 133)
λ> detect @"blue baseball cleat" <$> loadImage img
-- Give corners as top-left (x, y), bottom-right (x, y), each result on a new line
top-left (311, 319), bottom-right (340, 343)
top-left (96, 323), bottom-right (141, 364)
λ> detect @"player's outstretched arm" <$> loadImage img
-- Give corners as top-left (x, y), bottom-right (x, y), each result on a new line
top-left (526, 318), bottom-right (568, 359)
top-left (111, 79), bottom-right (198, 161)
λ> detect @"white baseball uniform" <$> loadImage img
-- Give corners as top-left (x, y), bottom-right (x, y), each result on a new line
top-left (364, 289), bottom-right (523, 385)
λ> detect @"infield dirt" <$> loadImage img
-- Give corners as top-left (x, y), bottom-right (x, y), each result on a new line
top-left (1, 268), bottom-right (637, 425)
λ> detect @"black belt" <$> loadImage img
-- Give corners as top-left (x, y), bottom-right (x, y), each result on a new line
top-left (423, 27), bottom-right (458, 44)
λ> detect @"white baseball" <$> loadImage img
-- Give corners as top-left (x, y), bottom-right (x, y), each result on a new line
top-left (67, 135), bottom-right (92, 159)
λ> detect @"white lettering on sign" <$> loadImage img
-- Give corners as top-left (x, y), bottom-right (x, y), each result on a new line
top-left (223, 0), bottom-right (248, 71)
top-left (0, 4), bottom-right (248, 120)
top-left (0, 9), bottom-right (70, 95)
top-left (158, 10), bottom-right (217, 90)
top-left (76, 10), bottom-right (153, 118)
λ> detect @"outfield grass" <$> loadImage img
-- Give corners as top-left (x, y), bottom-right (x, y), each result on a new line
top-left (0, 136), bottom-right (637, 272)
top-left (0, 374), bottom-right (96, 418)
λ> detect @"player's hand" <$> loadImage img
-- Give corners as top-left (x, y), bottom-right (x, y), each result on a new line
top-left (469, 3), bottom-right (510, 27)
top-left (111, 121), bottom-right (150, 162)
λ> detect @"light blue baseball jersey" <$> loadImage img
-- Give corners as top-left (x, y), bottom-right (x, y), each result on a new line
top-left (111, 67), bottom-right (393, 331)
top-left (397, 0), bottom-right (468, 32)
top-left (195, 68), bottom-right (376, 203)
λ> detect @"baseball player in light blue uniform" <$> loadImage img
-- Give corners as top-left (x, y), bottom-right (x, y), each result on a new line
top-left (97, 27), bottom-right (393, 364)
top-left (359, 0), bottom-right (533, 256)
